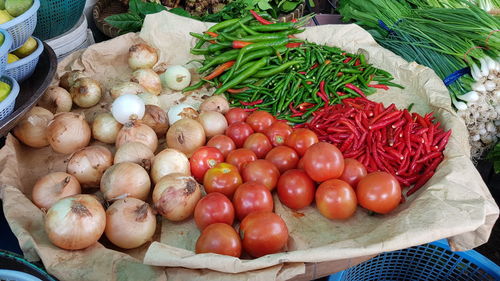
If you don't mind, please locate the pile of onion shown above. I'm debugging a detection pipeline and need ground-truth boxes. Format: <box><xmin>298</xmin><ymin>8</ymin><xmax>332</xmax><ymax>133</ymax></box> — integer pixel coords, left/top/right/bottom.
<box><xmin>32</xmin><ymin>172</ymin><xmax>81</xmax><ymax>210</ymax></box>
<box><xmin>114</xmin><ymin>142</ymin><xmax>154</xmax><ymax>170</ymax></box>
<box><xmin>70</xmin><ymin>78</ymin><xmax>102</xmax><ymax>108</ymax></box>
<box><xmin>66</xmin><ymin>146</ymin><xmax>113</xmax><ymax>188</ymax></box>
<box><xmin>151</xmin><ymin>148</ymin><xmax>191</xmax><ymax>183</ymax></box>
<box><xmin>45</xmin><ymin>194</ymin><xmax>106</xmax><ymax>250</ymax></box>
<box><xmin>166</xmin><ymin>118</ymin><xmax>205</xmax><ymax>156</ymax></box>
<box><xmin>59</xmin><ymin>70</ymin><xmax>86</xmax><ymax>90</ymax></box>
<box><xmin>198</xmin><ymin>111</ymin><xmax>228</xmax><ymax>138</ymax></box>
<box><xmin>199</xmin><ymin>95</ymin><xmax>230</xmax><ymax>114</ymax></box>
<box><xmin>92</xmin><ymin>113</ymin><xmax>122</xmax><ymax>144</ymax></box>
<box><xmin>131</xmin><ymin>69</ymin><xmax>162</xmax><ymax>95</ymax></box>
<box><xmin>38</xmin><ymin>86</ymin><xmax>72</xmax><ymax>113</ymax></box>
<box><xmin>116</xmin><ymin>120</ymin><xmax>158</xmax><ymax>152</ymax></box>
<box><xmin>128</xmin><ymin>43</ymin><xmax>158</xmax><ymax>70</ymax></box>
<box><xmin>47</xmin><ymin>112</ymin><xmax>91</xmax><ymax>154</ymax></box>
<box><xmin>100</xmin><ymin>162</ymin><xmax>151</xmax><ymax>201</ymax></box>
<box><xmin>167</xmin><ymin>104</ymin><xmax>198</xmax><ymax>125</ymax></box>
<box><xmin>111</xmin><ymin>94</ymin><xmax>146</xmax><ymax>124</ymax></box>
<box><xmin>13</xmin><ymin>107</ymin><xmax>54</xmax><ymax>148</ymax></box>
<box><xmin>141</xmin><ymin>105</ymin><xmax>169</xmax><ymax>136</ymax></box>
<box><xmin>110</xmin><ymin>82</ymin><xmax>146</xmax><ymax>100</ymax></box>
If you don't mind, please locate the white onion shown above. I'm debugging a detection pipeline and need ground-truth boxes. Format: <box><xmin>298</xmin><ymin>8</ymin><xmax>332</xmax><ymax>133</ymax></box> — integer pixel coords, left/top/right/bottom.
<box><xmin>114</xmin><ymin>142</ymin><xmax>154</xmax><ymax>170</ymax></box>
<box><xmin>152</xmin><ymin>173</ymin><xmax>201</xmax><ymax>221</ymax></box>
<box><xmin>111</xmin><ymin>94</ymin><xmax>146</xmax><ymax>124</ymax></box>
<box><xmin>472</xmin><ymin>82</ymin><xmax>486</xmax><ymax>93</ymax></box>
<box><xmin>110</xmin><ymin>82</ymin><xmax>147</xmax><ymax>100</ymax></box>
<box><xmin>485</xmin><ymin>80</ymin><xmax>496</xmax><ymax>92</ymax></box>
<box><xmin>151</xmin><ymin>148</ymin><xmax>190</xmax><ymax>184</ymax></box>
<box><xmin>486</xmin><ymin>122</ymin><xmax>496</xmax><ymax>132</ymax></box>
<box><xmin>13</xmin><ymin>107</ymin><xmax>54</xmax><ymax>148</ymax></box>
<box><xmin>458</xmin><ymin>91</ymin><xmax>479</xmax><ymax>103</ymax></box>
<box><xmin>160</xmin><ymin>65</ymin><xmax>191</xmax><ymax>91</ymax></box>
<box><xmin>104</xmin><ymin>198</ymin><xmax>156</xmax><ymax>249</ymax></box>
<box><xmin>70</xmin><ymin>78</ymin><xmax>102</xmax><ymax>108</ymax></box>
<box><xmin>128</xmin><ymin>43</ymin><xmax>158</xmax><ymax>70</ymax></box>
<box><xmin>92</xmin><ymin>113</ymin><xmax>122</xmax><ymax>144</ymax></box>
<box><xmin>137</xmin><ymin>92</ymin><xmax>160</xmax><ymax>106</ymax></box>
<box><xmin>199</xmin><ymin>95</ymin><xmax>230</xmax><ymax>114</ymax></box>
<box><xmin>59</xmin><ymin>71</ymin><xmax>86</xmax><ymax>90</ymax></box>
<box><xmin>167</xmin><ymin>104</ymin><xmax>198</xmax><ymax>125</ymax></box>
<box><xmin>67</xmin><ymin>146</ymin><xmax>113</xmax><ymax>188</ymax></box>
<box><xmin>131</xmin><ymin>69</ymin><xmax>162</xmax><ymax>95</ymax></box>
<box><xmin>45</xmin><ymin>194</ymin><xmax>105</xmax><ymax>250</ymax></box>
<box><xmin>198</xmin><ymin>111</ymin><xmax>228</xmax><ymax>138</ymax></box>
<box><xmin>471</xmin><ymin>134</ymin><xmax>481</xmax><ymax>141</ymax></box>
<box><xmin>166</xmin><ymin>118</ymin><xmax>206</xmax><ymax>157</ymax></box>
<box><xmin>115</xmin><ymin>121</ymin><xmax>158</xmax><ymax>152</ymax></box>
<box><xmin>32</xmin><ymin>172</ymin><xmax>81</xmax><ymax>210</ymax></box>
<box><xmin>47</xmin><ymin>112</ymin><xmax>91</xmax><ymax>154</ymax></box>
<box><xmin>100</xmin><ymin>162</ymin><xmax>151</xmax><ymax>201</ymax></box>
<box><xmin>38</xmin><ymin>86</ymin><xmax>72</xmax><ymax>113</ymax></box>
<box><xmin>141</xmin><ymin>105</ymin><xmax>169</xmax><ymax>136</ymax></box>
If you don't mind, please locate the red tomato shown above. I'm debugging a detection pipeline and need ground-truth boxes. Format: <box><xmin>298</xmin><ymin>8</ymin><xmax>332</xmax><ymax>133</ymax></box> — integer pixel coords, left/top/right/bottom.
<box><xmin>207</xmin><ymin>135</ymin><xmax>236</xmax><ymax>158</ymax></box>
<box><xmin>239</xmin><ymin>212</ymin><xmax>288</xmax><ymax>258</ymax></box>
<box><xmin>232</xmin><ymin>182</ymin><xmax>273</xmax><ymax>221</ymax></box>
<box><xmin>315</xmin><ymin>179</ymin><xmax>357</xmax><ymax>219</ymax></box>
<box><xmin>302</xmin><ymin>142</ymin><xmax>344</xmax><ymax>182</ymax></box>
<box><xmin>285</xmin><ymin>128</ymin><xmax>319</xmax><ymax>156</ymax></box>
<box><xmin>339</xmin><ymin>158</ymin><xmax>367</xmax><ymax>189</ymax></box>
<box><xmin>226</xmin><ymin>148</ymin><xmax>257</xmax><ymax>172</ymax></box>
<box><xmin>242</xmin><ymin>133</ymin><xmax>273</xmax><ymax>159</ymax></box>
<box><xmin>241</xmin><ymin>159</ymin><xmax>280</xmax><ymax>191</ymax></box>
<box><xmin>225</xmin><ymin>122</ymin><xmax>254</xmax><ymax>148</ymax></box>
<box><xmin>204</xmin><ymin>163</ymin><xmax>242</xmax><ymax>198</ymax></box>
<box><xmin>195</xmin><ymin>223</ymin><xmax>242</xmax><ymax>257</ymax></box>
<box><xmin>265</xmin><ymin>146</ymin><xmax>299</xmax><ymax>173</ymax></box>
<box><xmin>194</xmin><ymin>193</ymin><xmax>235</xmax><ymax>230</ymax></box>
<box><xmin>277</xmin><ymin>169</ymin><xmax>315</xmax><ymax>210</ymax></box>
<box><xmin>190</xmin><ymin>146</ymin><xmax>224</xmax><ymax>182</ymax></box>
<box><xmin>264</xmin><ymin>121</ymin><xmax>293</xmax><ymax>146</ymax></box>
<box><xmin>225</xmin><ymin>108</ymin><xmax>249</xmax><ymax>125</ymax></box>
<box><xmin>246</xmin><ymin>111</ymin><xmax>275</xmax><ymax>132</ymax></box>
<box><xmin>356</xmin><ymin>172</ymin><xmax>401</xmax><ymax>214</ymax></box>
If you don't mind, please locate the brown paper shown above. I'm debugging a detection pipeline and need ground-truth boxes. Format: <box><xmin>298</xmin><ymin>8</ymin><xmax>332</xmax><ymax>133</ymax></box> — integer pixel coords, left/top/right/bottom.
<box><xmin>0</xmin><ymin>10</ymin><xmax>498</xmax><ymax>281</ymax></box>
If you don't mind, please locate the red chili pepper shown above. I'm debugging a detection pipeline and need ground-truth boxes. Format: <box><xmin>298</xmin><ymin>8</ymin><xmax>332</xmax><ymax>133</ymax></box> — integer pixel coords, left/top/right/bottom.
<box><xmin>354</xmin><ymin>58</ymin><xmax>361</xmax><ymax>66</ymax></box>
<box><xmin>310</xmin><ymin>63</ymin><xmax>319</xmax><ymax>70</ymax></box>
<box><xmin>250</xmin><ymin>10</ymin><xmax>272</xmax><ymax>25</ymax></box>
<box><xmin>291</xmin><ymin>18</ymin><xmax>298</xmax><ymax>23</ymax></box>
<box><xmin>294</xmin><ymin>123</ymin><xmax>306</xmax><ymax>129</ymax></box>
<box><xmin>233</xmin><ymin>41</ymin><xmax>253</xmax><ymax>49</ymax></box>
<box><xmin>437</xmin><ymin>130</ymin><xmax>451</xmax><ymax>151</ymax></box>
<box><xmin>227</xmin><ymin>87</ymin><xmax>249</xmax><ymax>94</ymax></box>
<box><xmin>243</xmin><ymin>107</ymin><xmax>258</xmax><ymax>112</ymax></box>
<box><xmin>367</xmin><ymin>84</ymin><xmax>390</xmax><ymax>90</ymax></box>
<box><xmin>286</xmin><ymin>42</ymin><xmax>303</xmax><ymax>48</ymax></box>
<box><xmin>203</xmin><ymin>60</ymin><xmax>235</xmax><ymax>80</ymax></box>
<box><xmin>406</xmin><ymin>171</ymin><xmax>435</xmax><ymax>196</ymax></box>
<box><xmin>343</xmin><ymin>57</ymin><xmax>352</xmax><ymax>63</ymax></box>
<box><xmin>298</xmin><ymin>71</ymin><xmax>307</xmax><ymax>75</ymax></box>
<box><xmin>288</xmin><ymin>102</ymin><xmax>301</xmax><ymax>114</ymax></box>
<box><xmin>291</xmin><ymin>112</ymin><xmax>304</xmax><ymax>117</ymax></box>
<box><xmin>298</xmin><ymin>102</ymin><xmax>314</xmax><ymax>111</ymax></box>
<box><xmin>317</xmin><ymin>91</ymin><xmax>329</xmax><ymax>103</ymax></box>
<box><xmin>345</xmin><ymin>83</ymin><xmax>367</xmax><ymax>98</ymax></box>
<box><xmin>337</xmin><ymin>72</ymin><xmax>344</xmax><ymax>77</ymax></box>
<box><xmin>240</xmin><ymin>99</ymin><xmax>263</xmax><ymax>106</ymax></box>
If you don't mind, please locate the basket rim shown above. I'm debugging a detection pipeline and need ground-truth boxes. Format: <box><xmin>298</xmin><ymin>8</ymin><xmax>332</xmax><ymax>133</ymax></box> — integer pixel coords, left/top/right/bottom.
<box><xmin>45</xmin><ymin>15</ymin><xmax>87</xmax><ymax>45</ymax></box>
<box><xmin>0</xmin><ymin>75</ymin><xmax>20</xmax><ymax>110</ymax></box>
<box><xmin>0</xmin><ymin>269</ymin><xmax>43</xmax><ymax>281</ymax></box>
<box><xmin>0</xmin><ymin>0</ymin><xmax>40</xmax><ymax>29</ymax></box>
<box><xmin>5</xmin><ymin>37</ymin><xmax>43</xmax><ymax>69</ymax></box>
<box><xmin>0</xmin><ymin>29</ymin><xmax>13</xmax><ymax>56</ymax></box>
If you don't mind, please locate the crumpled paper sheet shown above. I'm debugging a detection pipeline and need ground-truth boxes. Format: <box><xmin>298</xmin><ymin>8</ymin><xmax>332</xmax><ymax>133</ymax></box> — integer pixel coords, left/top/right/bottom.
<box><xmin>0</xmin><ymin>10</ymin><xmax>498</xmax><ymax>281</ymax></box>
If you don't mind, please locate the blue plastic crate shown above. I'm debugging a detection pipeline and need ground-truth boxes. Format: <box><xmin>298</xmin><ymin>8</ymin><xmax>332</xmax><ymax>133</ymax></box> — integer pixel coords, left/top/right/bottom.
<box><xmin>329</xmin><ymin>240</ymin><xmax>500</xmax><ymax>281</ymax></box>
<box><xmin>5</xmin><ymin>37</ymin><xmax>44</xmax><ymax>82</ymax></box>
<box><xmin>0</xmin><ymin>29</ymin><xmax>13</xmax><ymax>76</ymax></box>
<box><xmin>0</xmin><ymin>0</ymin><xmax>40</xmax><ymax>51</ymax></box>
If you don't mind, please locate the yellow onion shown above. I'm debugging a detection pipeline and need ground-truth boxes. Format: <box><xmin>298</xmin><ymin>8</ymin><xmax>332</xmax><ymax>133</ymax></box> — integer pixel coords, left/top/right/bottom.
<box><xmin>13</xmin><ymin>107</ymin><xmax>54</xmax><ymax>148</ymax></box>
<box><xmin>47</xmin><ymin>112</ymin><xmax>91</xmax><ymax>154</ymax></box>
<box><xmin>70</xmin><ymin>78</ymin><xmax>102</xmax><ymax>108</ymax></box>
<box><xmin>32</xmin><ymin>172</ymin><xmax>81</xmax><ymax>210</ymax></box>
<box><xmin>45</xmin><ymin>194</ymin><xmax>106</xmax><ymax>250</ymax></box>
<box><xmin>114</xmin><ymin>142</ymin><xmax>154</xmax><ymax>170</ymax></box>
<box><xmin>115</xmin><ymin>120</ymin><xmax>158</xmax><ymax>152</ymax></box>
<box><xmin>38</xmin><ymin>86</ymin><xmax>72</xmax><ymax>113</ymax></box>
<box><xmin>166</xmin><ymin>118</ymin><xmax>205</xmax><ymax>157</ymax></box>
<box><xmin>100</xmin><ymin>162</ymin><xmax>151</xmax><ymax>201</ymax></box>
<box><xmin>104</xmin><ymin>198</ymin><xmax>156</xmax><ymax>249</ymax></box>
<box><xmin>199</xmin><ymin>95</ymin><xmax>230</xmax><ymax>114</ymax></box>
<box><xmin>110</xmin><ymin>82</ymin><xmax>146</xmax><ymax>100</ymax></box>
<box><xmin>59</xmin><ymin>70</ymin><xmax>86</xmax><ymax>90</ymax></box>
<box><xmin>142</xmin><ymin>105</ymin><xmax>169</xmax><ymax>136</ymax></box>
<box><xmin>128</xmin><ymin>43</ymin><xmax>158</xmax><ymax>70</ymax></box>
<box><xmin>151</xmin><ymin>148</ymin><xmax>190</xmax><ymax>184</ymax></box>
<box><xmin>198</xmin><ymin>111</ymin><xmax>228</xmax><ymax>138</ymax></box>
<box><xmin>131</xmin><ymin>69</ymin><xmax>162</xmax><ymax>95</ymax></box>
<box><xmin>92</xmin><ymin>113</ymin><xmax>122</xmax><ymax>144</ymax></box>
<box><xmin>66</xmin><ymin>146</ymin><xmax>113</xmax><ymax>188</ymax></box>
<box><xmin>152</xmin><ymin>173</ymin><xmax>201</xmax><ymax>221</ymax></box>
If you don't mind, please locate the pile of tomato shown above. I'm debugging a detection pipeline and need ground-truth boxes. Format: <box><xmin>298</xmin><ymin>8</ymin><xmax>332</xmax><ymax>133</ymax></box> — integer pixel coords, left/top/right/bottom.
<box><xmin>190</xmin><ymin>108</ymin><xmax>403</xmax><ymax>258</ymax></box>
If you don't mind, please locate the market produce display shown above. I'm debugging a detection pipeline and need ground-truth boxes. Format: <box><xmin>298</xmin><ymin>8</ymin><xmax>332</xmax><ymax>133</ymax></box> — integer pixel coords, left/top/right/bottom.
<box><xmin>0</xmin><ymin>0</ymin><xmax>33</xmax><ymax>23</ymax></box>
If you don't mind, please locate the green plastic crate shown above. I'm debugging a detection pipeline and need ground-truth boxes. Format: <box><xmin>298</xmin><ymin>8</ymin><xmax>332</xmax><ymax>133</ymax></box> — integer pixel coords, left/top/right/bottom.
<box><xmin>33</xmin><ymin>0</ymin><xmax>86</xmax><ymax>40</ymax></box>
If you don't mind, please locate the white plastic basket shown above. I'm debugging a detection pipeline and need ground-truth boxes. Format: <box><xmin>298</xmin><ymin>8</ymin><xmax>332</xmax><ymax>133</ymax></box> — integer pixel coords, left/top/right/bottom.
<box><xmin>0</xmin><ymin>29</ymin><xmax>13</xmax><ymax>76</ymax></box>
<box><xmin>0</xmin><ymin>269</ymin><xmax>42</xmax><ymax>281</ymax></box>
<box><xmin>0</xmin><ymin>0</ymin><xmax>40</xmax><ymax>51</ymax></box>
<box><xmin>5</xmin><ymin>37</ymin><xmax>44</xmax><ymax>82</ymax></box>
<box><xmin>45</xmin><ymin>15</ymin><xmax>89</xmax><ymax>59</ymax></box>
<box><xmin>0</xmin><ymin>75</ymin><xmax>20</xmax><ymax>120</ymax></box>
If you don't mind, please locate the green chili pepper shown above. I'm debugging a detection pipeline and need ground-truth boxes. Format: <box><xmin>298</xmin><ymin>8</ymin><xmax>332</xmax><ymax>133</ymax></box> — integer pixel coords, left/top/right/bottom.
<box><xmin>253</xmin><ymin>60</ymin><xmax>302</xmax><ymax>78</ymax></box>
<box><xmin>214</xmin><ymin>57</ymin><xmax>268</xmax><ymax>94</ymax></box>
<box><xmin>198</xmin><ymin>49</ymin><xmax>240</xmax><ymax>73</ymax></box>
<box><xmin>208</xmin><ymin>18</ymin><xmax>240</xmax><ymax>32</ymax></box>
<box><xmin>182</xmin><ymin>80</ymin><xmax>205</xmax><ymax>93</ymax></box>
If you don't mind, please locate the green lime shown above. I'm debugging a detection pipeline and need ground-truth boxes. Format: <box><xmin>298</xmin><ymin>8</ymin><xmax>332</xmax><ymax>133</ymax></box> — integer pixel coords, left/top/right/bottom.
<box><xmin>0</xmin><ymin>81</ymin><xmax>11</xmax><ymax>102</ymax></box>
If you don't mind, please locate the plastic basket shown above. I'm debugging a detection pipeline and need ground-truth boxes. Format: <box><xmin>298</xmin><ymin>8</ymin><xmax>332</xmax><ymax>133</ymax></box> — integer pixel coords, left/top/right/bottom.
<box><xmin>33</xmin><ymin>0</ymin><xmax>86</xmax><ymax>40</ymax></box>
<box><xmin>0</xmin><ymin>270</ymin><xmax>42</xmax><ymax>281</ymax></box>
<box><xmin>45</xmin><ymin>15</ymin><xmax>87</xmax><ymax>55</ymax></box>
<box><xmin>329</xmin><ymin>239</ymin><xmax>500</xmax><ymax>281</ymax></box>
<box><xmin>0</xmin><ymin>29</ymin><xmax>13</xmax><ymax>76</ymax></box>
<box><xmin>0</xmin><ymin>0</ymin><xmax>40</xmax><ymax>51</ymax></box>
<box><xmin>0</xmin><ymin>75</ymin><xmax>20</xmax><ymax>120</ymax></box>
<box><xmin>5</xmin><ymin>37</ymin><xmax>43</xmax><ymax>82</ymax></box>
<box><xmin>0</xmin><ymin>250</ymin><xmax>57</xmax><ymax>281</ymax></box>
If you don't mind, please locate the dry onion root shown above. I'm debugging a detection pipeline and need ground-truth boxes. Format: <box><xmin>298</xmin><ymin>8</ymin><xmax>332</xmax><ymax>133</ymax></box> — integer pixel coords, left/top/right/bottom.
<box><xmin>141</xmin><ymin>105</ymin><xmax>169</xmax><ymax>136</ymax></box>
<box><xmin>70</xmin><ymin>78</ymin><xmax>102</xmax><ymax>108</ymax></box>
<box><xmin>110</xmin><ymin>82</ymin><xmax>147</xmax><ymax>100</ymax></box>
<box><xmin>104</xmin><ymin>198</ymin><xmax>156</xmax><ymax>249</ymax></box>
<box><xmin>59</xmin><ymin>70</ymin><xmax>86</xmax><ymax>90</ymax></box>
<box><xmin>128</xmin><ymin>43</ymin><xmax>158</xmax><ymax>70</ymax></box>
<box><xmin>151</xmin><ymin>148</ymin><xmax>191</xmax><ymax>184</ymax></box>
<box><xmin>114</xmin><ymin>142</ymin><xmax>154</xmax><ymax>170</ymax></box>
<box><xmin>199</xmin><ymin>95</ymin><xmax>230</xmax><ymax>114</ymax></box>
<box><xmin>166</xmin><ymin>118</ymin><xmax>206</xmax><ymax>157</ymax></box>
<box><xmin>131</xmin><ymin>69</ymin><xmax>162</xmax><ymax>95</ymax></box>
<box><xmin>92</xmin><ymin>113</ymin><xmax>122</xmax><ymax>144</ymax></box>
<box><xmin>47</xmin><ymin>112</ymin><xmax>91</xmax><ymax>154</ymax></box>
<box><xmin>13</xmin><ymin>107</ymin><xmax>54</xmax><ymax>148</ymax></box>
<box><xmin>115</xmin><ymin>120</ymin><xmax>158</xmax><ymax>152</ymax></box>
<box><xmin>66</xmin><ymin>146</ymin><xmax>113</xmax><ymax>188</ymax></box>
<box><xmin>38</xmin><ymin>86</ymin><xmax>72</xmax><ymax>113</ymax></box>
<box><xmin>32</xmin><ymin>172</ymin><xmax>81</xmax><ymax>210</ymax></box>
<box><xmin>45</xmin><ymin>194</ymin><xmax>106</xmax><ymax>250</ymax></box>
<box><xmin>100</xmin><ymin>162</ymin><xmax>151</xmax><ymax>201</ymax></box>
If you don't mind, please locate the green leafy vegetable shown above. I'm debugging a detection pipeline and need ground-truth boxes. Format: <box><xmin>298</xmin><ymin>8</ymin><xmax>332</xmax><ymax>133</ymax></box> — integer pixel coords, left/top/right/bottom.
<box><xmin>487</xmin><ymin>143</ymin><xmax>500</xmax><ymax>174</ymax></box>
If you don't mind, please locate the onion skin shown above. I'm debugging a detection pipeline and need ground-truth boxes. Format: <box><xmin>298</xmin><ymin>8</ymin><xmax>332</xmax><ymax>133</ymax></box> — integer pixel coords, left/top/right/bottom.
<box><xmin>38</xmin><ymin>86</ymin><xmax>72</xmax><ymax>113</ymax></box>
<box><xmin>142</xmin><ymin>105</ymin><xmax>169</xmax><ymax>136</ymax></box>
<box><xmin>166</xmin><ymin>118</ymin><xmax>206</xmax><ymax>157</ymax></box>
<box><xmin>198</xmin><ymin>111</ymin><xmax>228</xmax><ymax>138</ymax></box>
<box><xmin>105</xmin><ymin>198</ymin><xmax>156</xmax><ymax>249</ymax></box>
<box><xmin>128</xmin><ymin>44</ymin><xmax>158</xmax><ymax>70</ymax></box>
<box><xmin>167</xmin><ymin>104</ymin><xmax>198</xmax><ymax>126</ymax></box>
<box><xmin>32</xmin><ymin>172</ymin><xmax>81</xmax><ymax>210</ymax></box>
<box><xmin>199</xmin><ymin>96</ymin><xmax>230</xmax><ymax>114</ymax></box>
<box><xmin>131</xmin><ymin>69</ymin><xmax>162</xmax><ymax>95</ymax></box>
<box><xmin>152</xmin><ymin>173</ymin><xmax>201</xmax><ymax>221</ymax></box>
<box><xmin>70</xmin><ymin>78</ymin><xmax>102</xmax><ymax>108</ymax></box>
<box><xmin>45</xmin><ymin>194</ymin><xmax>106</xmax><ymax>250</ymax></box>
<box><xmin>151</xmin><ymin>148</ymin><xmax>190</xmax><ymax>184</ymax></box>
<box><xmin>114</xmin><ymin>142</ymin><xmax>154</xmax><ymax>170</ymax></box>
<box><xmin>67</xmin><ymin>146</ymin><xmax>113</xmax><ymax>188</ymax></box>
<box><xmin>92</xmin><ymin>113</ymin><xmax>122</xmax><ymax>144</ymax></box>
<box><xmin>47</xmin><ymin>112</ymin><xmax>91</xmax><ymax>154</ymax></box>
<box><xmin>59</xmin><ymin>71</ymin><xmax>85</xmax><ymax>90</ymax></box>
<box><xmin>115</xmin><ymin>121</ymin><xmax>158</xmax><ymax>152</ymax></box>
<box><xmin>110</xmin><ymin>82</ymin><xmax>146</xmax><ymax>100</ymax></box>
<box><xmin>100</xmin><ymin>162</ymin><xmax>151</xmax><ymax>201</ymax></box>
<box><xmin>137</xmin><ymin>93</ymin><xmax>160</xmax><ymax>106</ymax></box>
<box><xmin>13</xmin><ymin>107</ymin><xmax>54</xmax><ymax>148</ymax></box>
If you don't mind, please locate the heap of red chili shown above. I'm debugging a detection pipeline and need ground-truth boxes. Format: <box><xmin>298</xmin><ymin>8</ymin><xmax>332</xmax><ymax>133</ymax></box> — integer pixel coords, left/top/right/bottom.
<box><xmin>305</xmin><ymin>98</ymin><xmax>451</xmax><ymax>196</ymax></box>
